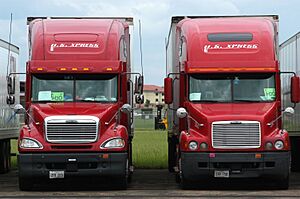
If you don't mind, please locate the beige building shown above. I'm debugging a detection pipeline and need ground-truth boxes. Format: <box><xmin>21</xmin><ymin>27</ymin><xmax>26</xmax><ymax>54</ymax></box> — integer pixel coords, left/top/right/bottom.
<box><xmin>143</xmin><ymin>85</ymin><xmax>164</xmax><ymax>107</ymax></box>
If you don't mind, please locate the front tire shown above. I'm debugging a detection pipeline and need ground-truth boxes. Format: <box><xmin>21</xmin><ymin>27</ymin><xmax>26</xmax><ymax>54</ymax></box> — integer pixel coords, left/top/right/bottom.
<box><xmin>114</xmin><ymin>158</ymin><xmax>129</xmax><ymax>190</ymax></box>
<box><xmin>19</xmin><ymin>176</ymin><xmax>33</xmax><ymax>191</ymax></box>
<box><xmin>0</xmin><ymin>140</ymin><xmax>11</xmax><ymax>174</ymax></box>
<box><xmin>274</xmin><ymin>175</ymin><xmax>289</xmax><ymax>190</ymax></box>
<box><xmin>168</xmin><ymin>136</ymin><xmax>177</xmax><ymax>172</ymax></box>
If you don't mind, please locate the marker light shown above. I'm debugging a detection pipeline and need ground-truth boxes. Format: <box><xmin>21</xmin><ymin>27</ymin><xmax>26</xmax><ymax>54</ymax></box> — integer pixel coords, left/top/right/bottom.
<box><xmin>71</xmin><ymin>68</ymin><xmax>78</xmax><ymax>71</ymax></box>
<box><xmin>106</xmin><ymin>67</ymin><xmax>113</xmax><ymax>71</ymax></box>
<box><xmin>37</xmin><ymin>67</ymin><xmax>43</xmax><ymax>71</ymax></box>
<box><xmin>200</xmin><ymin>142</ymin><xmax>208</xmax><ymax>150</ymax></box>
<box><xmin>59</xmin><ymin>68</ymin><xmax>67</xmax><ymax>71</ymax></box>
<box><xmin>265</xmin><ymin>142</ymin><xmax>273</xmax><ymax>150</ymax></box>
<box><xmin>83</xmin><ymin>68</ymin><xmax>90</xmax><ymax>71</ymax></box>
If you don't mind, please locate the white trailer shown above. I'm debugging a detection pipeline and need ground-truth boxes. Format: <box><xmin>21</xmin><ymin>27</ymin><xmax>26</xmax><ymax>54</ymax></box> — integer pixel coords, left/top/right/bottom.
<box><xmin>280</xmin><ymin>32</ymin><xmax>300</xmax><ymax>171</ymax></box>
<box><xmin>0</xmin><ymin>39</ymin><xmax>19</xmax><ymax>173</ymax></box>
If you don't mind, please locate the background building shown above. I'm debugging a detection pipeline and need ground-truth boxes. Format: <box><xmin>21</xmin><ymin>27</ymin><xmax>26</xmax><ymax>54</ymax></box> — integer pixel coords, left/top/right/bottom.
<box><xmin>143</xmin><ymin>85</ymin><xmax>164</xmax><ymax>107</ymax></box>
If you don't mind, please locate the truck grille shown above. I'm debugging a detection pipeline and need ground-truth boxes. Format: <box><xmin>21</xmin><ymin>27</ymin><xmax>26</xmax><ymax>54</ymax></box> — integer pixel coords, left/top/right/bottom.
<box><xmin>45</xmin><ymin>116</ymin><xmax>99</xmax><ymax>143</ymax></box>
<box><xmin>212</xmin><ymin>121</ymin><xmax>261</xmax><ymax>149</ymax></box>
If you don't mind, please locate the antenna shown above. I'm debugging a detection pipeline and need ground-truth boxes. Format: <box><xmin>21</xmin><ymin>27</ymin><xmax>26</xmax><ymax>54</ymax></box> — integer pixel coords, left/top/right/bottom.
<box><xmin>6</xmin><ymin>13</ymin><xmax>13</xmax><ymax>77</ymax></box>
<box><xmin>138</xmin><ymin>19</ymin><xmax>144</xmax><ymax>75</ymax></box>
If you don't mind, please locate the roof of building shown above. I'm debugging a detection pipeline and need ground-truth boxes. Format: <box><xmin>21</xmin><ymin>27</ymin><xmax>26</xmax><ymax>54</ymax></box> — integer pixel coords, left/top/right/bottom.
<box><xmin>144</xmin><ymin>85</ymin><xmax>164</xmax><ymax>93</ymax></box>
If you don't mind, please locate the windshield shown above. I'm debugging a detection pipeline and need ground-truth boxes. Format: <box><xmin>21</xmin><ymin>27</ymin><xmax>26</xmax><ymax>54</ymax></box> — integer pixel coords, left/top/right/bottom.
<box><xmin>189</xmin><ymin>73</ymin><xmax>276</xmax><ymax>102</ymax></box>
<box><xmin>32</xmin><ymin>74</ymin><xmax>118</xmax><ymax>103</ymax></box>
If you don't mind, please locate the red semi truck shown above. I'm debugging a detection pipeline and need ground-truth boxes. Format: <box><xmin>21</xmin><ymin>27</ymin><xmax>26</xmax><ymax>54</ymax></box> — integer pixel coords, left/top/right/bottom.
<box><xmin>7</xmin><ymin>17</ymin><xmax>144</xmax><ymax>190</ymax></box>
<box><xmin>164</xmin><ymin>16</ymin><xmax>300</xmax><ymax>189</ymax></box>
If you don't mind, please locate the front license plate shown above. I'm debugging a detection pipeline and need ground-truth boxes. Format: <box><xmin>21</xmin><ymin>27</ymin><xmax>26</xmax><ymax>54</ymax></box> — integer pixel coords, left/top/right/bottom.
<box><xmin>49</xmin><ymin>171</ymin><xmax>65</xmax><ymax>179</ymax></box>
<box><xmin>214</xmin><ymin>170</ymin><xmax>230</xmax><ymax>178</ymax></box>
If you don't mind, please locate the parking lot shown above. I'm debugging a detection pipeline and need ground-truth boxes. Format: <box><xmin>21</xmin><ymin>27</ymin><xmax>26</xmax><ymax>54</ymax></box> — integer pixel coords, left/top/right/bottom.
<box><xmin>1</xmin><ymin>169</ymin><xmax>300</xmax><ymax>198</ymax></box>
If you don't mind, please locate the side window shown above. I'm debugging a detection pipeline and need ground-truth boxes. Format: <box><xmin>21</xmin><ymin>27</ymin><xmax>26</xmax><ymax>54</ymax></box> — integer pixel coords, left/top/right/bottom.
<box><xmin>179</xmin><ymin>38</ymin><xmax>187</xmax><ymax>63</ymax></box>
<box><xmin>119</xmin><ymin>38</ymin><xmax>127</xmax><ymax>62</ymax></box>
<box><xmin>10</xmin><ymin>55</ymin><xmax>16</xmax><ymax>73</ymax></box>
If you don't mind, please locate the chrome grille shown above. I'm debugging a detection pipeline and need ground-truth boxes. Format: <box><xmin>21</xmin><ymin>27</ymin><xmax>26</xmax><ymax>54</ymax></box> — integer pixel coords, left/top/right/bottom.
<box><xmin>45</xmin><ymin>116</ymin><xmax>99</xmax><ymax>143</ymax></box>
<box><xmin>212</xmin><ymin>121</ymin><xmax>261</xmax><ymax>149</ymax></box>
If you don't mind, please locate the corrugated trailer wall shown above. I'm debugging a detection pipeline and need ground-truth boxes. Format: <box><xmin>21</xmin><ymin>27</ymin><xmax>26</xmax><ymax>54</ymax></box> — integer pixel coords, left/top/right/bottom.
<box><xmin>0</xmin><ymin>39</ymin><xmax>19</xmax><ymax>140</ymax></box>
<box><xmin>280</xmin><ymin>32</ymin><xmax>300</xmax><ymax>136</ymax></box>
<box><xmin>280</xmin><ymin>32</ymin><xmax>300</xmax><ymax>171</ymax></box>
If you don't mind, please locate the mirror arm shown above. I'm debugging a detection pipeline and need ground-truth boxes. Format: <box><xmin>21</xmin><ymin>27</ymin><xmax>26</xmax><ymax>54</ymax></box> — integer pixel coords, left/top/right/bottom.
<box><xmin>267</xmin><ymin>114</ymin><xmax>283</xmax><ymax>127</ymax></box>
<box><xmin>121</xmin><ymin>72</ymin><xmax>142</xmax><ymax>77</ymax></box>
<box><xmin>105</xmin><ymin>111</ymin><xmax>119</xmax><ymax>126</ymax></box>
<box><xmin>279</xmin><ymin>71</ymin><xmax>297</xmax><ymax>76</ymax></box>
<box><xmin>7</xmin><ymin>72</ymin><xmax>26</xmax><ymax>78</ymax></box>
<box><xmin>167</xmin><ymin>72</ymin><xmax>180</xmax><ymax>78</ymax></box>
<box><xmin>188</xmin><ymin>115</ymin><xmax>204</xmax><ymax>127</ymax></box>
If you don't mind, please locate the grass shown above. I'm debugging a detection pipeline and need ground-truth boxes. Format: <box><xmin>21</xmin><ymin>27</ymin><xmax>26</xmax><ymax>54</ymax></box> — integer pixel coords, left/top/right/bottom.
<box><xmin>134</xmin><ymin>117</ymin><xmax>154</xmax><ymax>129</ymax></box>
<box><xmin>132</xmin><ymin>130</ymin><xmax>167</xmax><ymax>169</ymax></box>
<box><xmin>11</xmin><ymin>139</ymin><xmax>18</xmax><ymax>169</ymax></box>
<box><xmin>10</xmin><ymin>128</ymin><xmax>168</xmax><ymax>170</ymax></box>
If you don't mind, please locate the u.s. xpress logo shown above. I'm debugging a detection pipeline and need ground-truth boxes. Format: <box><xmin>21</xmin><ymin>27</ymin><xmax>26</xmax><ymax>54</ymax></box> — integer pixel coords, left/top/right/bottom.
<box><xmin>204</xmin><ymin>44</ymin><xmax>258</xmax><ymax>53</ymax></box>
<box><xmin>50</xmin><ymin>43</ymin><xmax>100</xmax><ymax>52</ymax></box>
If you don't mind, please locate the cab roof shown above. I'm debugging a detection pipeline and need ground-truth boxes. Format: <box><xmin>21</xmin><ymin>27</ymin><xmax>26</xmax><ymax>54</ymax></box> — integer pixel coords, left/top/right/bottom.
<box><xmin>29</xmin><ymin>18</ymin><xmax>132</xmax><ymax>61</ymax></box>
<box><xmin>176</xmin><ymin>16</ymin><xmax>278</xmax><ymax>72</ymax></box>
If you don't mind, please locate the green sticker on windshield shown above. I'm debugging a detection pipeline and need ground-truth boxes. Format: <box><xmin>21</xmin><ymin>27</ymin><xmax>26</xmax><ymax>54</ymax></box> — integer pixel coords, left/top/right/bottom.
<box><xmin>51</xmin><ymin>92</ymin><xmax>64</xmax><ymax>101</ymax></box>
<box><xmin>264</xmin><ymin>88</ymin><xmax>275</xmax><ymax>99</ymax></box>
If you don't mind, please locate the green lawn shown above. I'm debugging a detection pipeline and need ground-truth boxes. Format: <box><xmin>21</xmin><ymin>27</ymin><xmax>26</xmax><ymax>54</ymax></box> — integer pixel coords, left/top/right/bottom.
<box><xmin>132</xmin><ymin>130</ymin><xmax>167</xmax><ymax>169</ymax></box>
<box><xmin>10</xmin><ymin>129</ymin><xmax>168</xmax><ymax>170</ymax></box>
<box><xmin>11</xmin><ymin>139</ymin><xmax>18</xmax><ymax>169</ymax></box>
<box><xmin>134</xmin><ymin>117</ymin><xmax>154</xmax><ymax>129</ymax></box>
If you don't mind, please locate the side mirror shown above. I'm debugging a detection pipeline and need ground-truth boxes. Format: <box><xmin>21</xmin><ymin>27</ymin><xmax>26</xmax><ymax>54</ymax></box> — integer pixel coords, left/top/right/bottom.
<box><xmin>121</xmin><ymin>104</ymin><xmax>132</xmax><ymax>114</ymax></box>
<box><xmin>6</xmin><ymin>95</ymin><xmax>15</xmax><ymax>105</ymax></box>
<box><xmin>176</xmin><ymin>107</ymin><xmax>187</xmax><ymax>119</ymax></box>
<box><xmin>13</xmin><ymin>104</ymin><xmax>25</xmax><ymax>114</ymax></box>
<box><xmin>291</xmin><ymin>76</ymin><xmax>300</xmax><ymax>103</ymax></box>
<box><xmin>134</xmin><ymin>76</ymin><xmax>144</xmax><ymax>94</ymax></box>
<box><xmin>135</xmin><ymin>94</ymin><xmax>144</xmax><ymax>104</ymax></box>
<box><xmin>284</xmin><ymin>107</ymin><xmax>295</xmax><ymax>116</ymax></box>
<box><xmin>164</xmin><ymin>77</ymin><xmax>173</xmax><ymax>104</ymax></box>
<box><xmin>7</xmin><ymin>76</ymin><xmax>15</xmax><ymax>95</ymax></box>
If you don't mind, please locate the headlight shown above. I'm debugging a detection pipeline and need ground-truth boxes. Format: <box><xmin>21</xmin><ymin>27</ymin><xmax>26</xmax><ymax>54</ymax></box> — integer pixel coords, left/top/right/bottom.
<box><xmin>20</xmin><ymin>138</ymin><xmax>43</xmax><ymax>149</ymax></box>
<box><xmin>188</xmin><ymin>141</ymin><xmax>198</xmax><ymax>151</ymax></box>
<box><xmin>101</xmin><ymin>138</ymin><xmax>125</xmax><ymax>149</ymax></box>
<box><xmin>274</xmin><ymin>140</ymin><xmax>284</xmax><ymax>150</ymax></box>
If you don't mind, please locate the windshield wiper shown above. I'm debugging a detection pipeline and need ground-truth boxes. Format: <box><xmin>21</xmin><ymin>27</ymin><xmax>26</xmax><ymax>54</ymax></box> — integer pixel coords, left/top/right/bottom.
<box><xmin>234</xmin><ymin>99</ymin><xmax>263</xmax><ymax>102</ymax></box>
<box><xmin>32</xmin><ymin>100</ymin><xmax>55</xmax><ymax>103</ymax></box>
<box><xmin>192</xmin><ymin>100</ymin><xmax>226</xmax><ymax>103</ymax></box>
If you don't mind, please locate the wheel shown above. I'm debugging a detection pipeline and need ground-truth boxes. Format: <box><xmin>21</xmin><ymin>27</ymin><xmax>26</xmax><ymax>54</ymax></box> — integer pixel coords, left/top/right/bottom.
<box><xmin>113</xmin><ymin>159</ymin><xmax>129</xmax><ymax>190</ymax></box>
<box><xmin>180</xmin><ymin>175</ymin><xmax>193</xmax><ymax>190</ymax></box>
<box><xmin>19</xmin><ymin>176</ymin><xmax>34</xmax><ymax>191</ymax></box>
<box><xmin>0</xmin><ymin>140</ymin><xmax>10</xmax><ymax>174</ymax></box>
<box><xmin>168</xmin><ymin>136</ymin><xmax>177</xmax><ymax>172</ymax></box>
<box><xmin>274</xmin><ymin>175</ymin><xmax>289</xmax><ymax>190</ymax></box>
<box><xmin>175</xmin><ymin>172</ymin><xmax>181</xmax><ymax>183</ymax></box>
<box><xmin>5</xmin><ymin>140</ymin><xmax>11</xmax><ymax>172</ymax></box>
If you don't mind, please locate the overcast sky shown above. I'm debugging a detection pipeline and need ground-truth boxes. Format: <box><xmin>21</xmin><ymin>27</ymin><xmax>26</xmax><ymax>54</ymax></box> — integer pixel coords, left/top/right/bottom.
<box><xmin>0</xmin><ymin>0</ymin><xmax>299</xmax><ymax>85</ymax></box>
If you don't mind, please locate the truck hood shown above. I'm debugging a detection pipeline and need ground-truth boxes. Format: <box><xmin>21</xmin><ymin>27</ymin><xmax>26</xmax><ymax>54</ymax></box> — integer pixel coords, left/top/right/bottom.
<box><xmin>187</xmin><ymin>102</ymin><xmax>278</xmax><ymax>122</ymax></box>
<box><xmin>30</xmin><ymin>102</ymin><xmax>118</xmax><ymax>120</ymax></box>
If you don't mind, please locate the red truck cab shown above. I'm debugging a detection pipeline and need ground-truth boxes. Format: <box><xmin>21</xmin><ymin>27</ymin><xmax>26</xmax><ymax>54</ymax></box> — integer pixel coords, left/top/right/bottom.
<box><xmin>164</xmin><ymin>16</ymin><xmax>300</xmax><ymax>189</ymax></box>
<box><xmin>16</xmin><ymin>17</ymin><xmax>143</xmax><ymax>190</ymax></box>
